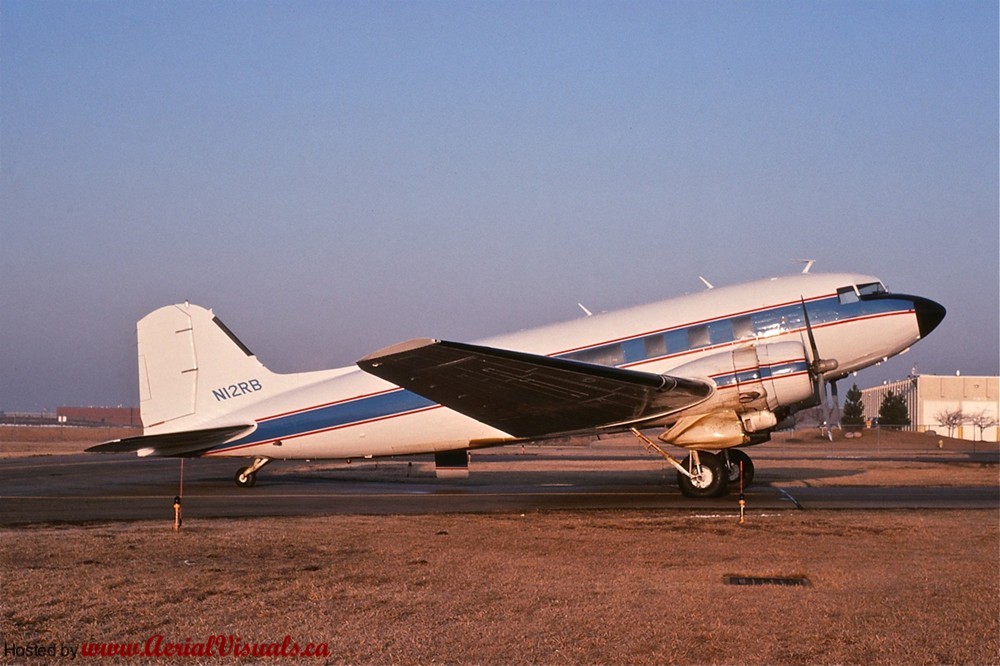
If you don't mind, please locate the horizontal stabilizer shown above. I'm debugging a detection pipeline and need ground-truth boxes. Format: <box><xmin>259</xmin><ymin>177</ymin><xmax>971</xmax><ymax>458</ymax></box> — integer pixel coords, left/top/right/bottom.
<box><xmin>86</xmin><ymin>423</ymin><xmax>255</xmax><ymax>457</ymax></box>
<box><xmin>357</xmin><ymin>339</ymin><xmax>712</xmax><ymax>438</ymax></box>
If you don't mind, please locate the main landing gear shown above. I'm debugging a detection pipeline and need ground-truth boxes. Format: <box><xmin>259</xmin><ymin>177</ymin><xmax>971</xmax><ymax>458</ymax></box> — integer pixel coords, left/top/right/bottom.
<box><xmin>629</xmin><ymin>428</ymin><xmax>755</xmax><ymax>498</ymax></box>
<box><xmin>234</xmin><ymin>457</ymin><xmax>271</xmax><ymax>487</ymax></box>
<box><xmin>677</xmin><ymin>451</ymin><xmax>727</xmax><ymax>498</ymax></box>
<box><xmin>680</xmin><ymin>449</ymin><xmax>755</xmax><ymax>497</ymax></box>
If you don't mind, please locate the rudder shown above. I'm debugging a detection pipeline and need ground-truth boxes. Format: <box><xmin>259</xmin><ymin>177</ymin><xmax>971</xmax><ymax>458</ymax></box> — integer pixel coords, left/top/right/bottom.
<box><xmin>137</xmin><ymin>303</ymin><xmax>273</xmax><ymax>432</ymax></box>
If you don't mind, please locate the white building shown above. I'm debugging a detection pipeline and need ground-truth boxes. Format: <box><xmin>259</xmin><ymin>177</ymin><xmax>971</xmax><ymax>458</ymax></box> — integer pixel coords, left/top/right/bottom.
<box><xmin>859</xmin><ymin>375</ymin><xmax>999</xmax><ymax>442</ymax></box>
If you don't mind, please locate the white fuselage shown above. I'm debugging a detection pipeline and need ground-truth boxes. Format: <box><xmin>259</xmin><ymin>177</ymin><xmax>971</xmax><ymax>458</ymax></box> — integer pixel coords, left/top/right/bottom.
<box><xmin>191</xmin><ymin>272</ymin><xmax>932</xmax><ymax>460</ymax></box>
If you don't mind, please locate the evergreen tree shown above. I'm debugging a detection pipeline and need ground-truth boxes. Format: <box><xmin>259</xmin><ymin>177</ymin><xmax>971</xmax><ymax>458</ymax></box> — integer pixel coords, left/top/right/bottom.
<box><xmin>878</xmin><ymin>390</ymin><xmax>911</xmax><ymax>429</ymax></box>
<box><xmin>841</xmin><ymin>383</ymin><xmax>865</xmax><ymax>429</ymax></box>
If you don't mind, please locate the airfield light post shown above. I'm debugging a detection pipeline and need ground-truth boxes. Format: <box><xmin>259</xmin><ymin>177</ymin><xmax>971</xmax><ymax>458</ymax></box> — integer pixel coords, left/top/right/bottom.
<box><xmin>738</xmin><ymin>461</ymin><xmax>746</xmax><ymax>525</ymax></box>
<box><xmin>173</xmin><ymin>496</ymin><xmax>182</xmax><ymax>531</ymax></box>
<box><xmin>173</xmin><ymin>459</ymin><xmax>184</xmax><ymax>530</ymax></box>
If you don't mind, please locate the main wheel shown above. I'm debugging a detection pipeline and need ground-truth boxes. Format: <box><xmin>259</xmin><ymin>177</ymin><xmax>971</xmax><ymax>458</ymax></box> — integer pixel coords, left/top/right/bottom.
<box><xmin>677</xmin><ymin>452</ymin><xmax>728</xmax><ymax>498</ymax></box>
<box><xmin>234</xmin><ymin>467</ymin><xmax>257</xmax><ymax>488</ymax></box>
<box><xmin>724</xmin><ymin>449</ymin><xmax>755</xmax><ymax>486</ymax></box>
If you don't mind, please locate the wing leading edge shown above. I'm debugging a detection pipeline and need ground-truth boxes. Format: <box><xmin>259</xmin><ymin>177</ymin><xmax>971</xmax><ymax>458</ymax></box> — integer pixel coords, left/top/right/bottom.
<box><xmin>357</xmin><ymin>339</ymin><xmax>713</xmax><ymax>438</ymax></box>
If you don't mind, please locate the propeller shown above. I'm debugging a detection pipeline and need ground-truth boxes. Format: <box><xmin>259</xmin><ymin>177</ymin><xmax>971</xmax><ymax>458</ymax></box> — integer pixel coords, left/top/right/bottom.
<box><xmin>800</xmin><ymin>298</ymin><xmax>839</xmax><ymax>439</ymax></box>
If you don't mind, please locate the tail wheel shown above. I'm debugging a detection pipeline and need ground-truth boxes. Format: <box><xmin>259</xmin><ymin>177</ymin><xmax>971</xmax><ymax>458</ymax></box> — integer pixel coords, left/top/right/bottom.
<box><xmin>677</xmin><ymin>452</ymin><xmax>728</xmax><ymax>498</ymax></box>
<box><xmin>725</xmin><ymin>449</ymin><xmax>755</xmax><ymax>486</ymax></box>
<box><xmin>234</xmin><ymin>467</ymin><xmax>257</xmax><ymax>488</ymax></box>
<box><xmin>233</xmin><ymin>457</ymin><xmax>270</xmax><ymax>488</ymax></box>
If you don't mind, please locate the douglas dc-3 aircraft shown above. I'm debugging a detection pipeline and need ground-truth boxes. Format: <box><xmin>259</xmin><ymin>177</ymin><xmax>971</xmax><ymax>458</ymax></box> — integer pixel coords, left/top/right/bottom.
<box><xmin>88</xmin><ymin>271</ymin><xmax>945</xmax><ymax>497</ymax></box>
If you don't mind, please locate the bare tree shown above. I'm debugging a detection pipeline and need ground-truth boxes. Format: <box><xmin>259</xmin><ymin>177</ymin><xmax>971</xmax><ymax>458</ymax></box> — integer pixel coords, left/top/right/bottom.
<box><xmin>935</xmin><ymin>409</ymin><xmax>965</xmax><ymax>438</ymax></box>
<box><xmin>967</xmin><ymin>410</ymin><xmax>999</xmax><ymax>442</ymax></box>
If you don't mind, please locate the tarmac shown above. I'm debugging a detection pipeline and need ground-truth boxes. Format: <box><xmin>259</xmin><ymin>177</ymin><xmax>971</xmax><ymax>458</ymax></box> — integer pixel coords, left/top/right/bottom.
<box><xmin>1</xmin><ymin>440</ymin><xmax>996</xmax><ymax>525</ymax></box>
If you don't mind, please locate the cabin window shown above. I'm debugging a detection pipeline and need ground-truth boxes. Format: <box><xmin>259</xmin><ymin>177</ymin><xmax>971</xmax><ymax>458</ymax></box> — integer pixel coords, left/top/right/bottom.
<box><xmin>565</xmin><ymin>343</ymin><xmax>624</xmax><ymax>366</ymax></box>
<box><xmin>644</xmin><ymin>334</ymin><xmax>666</xmax><ymax>359</ymax></box>
<box><xmin>732</xmin><ymin>315</ymin><xmax>754</xmax><ymax>339</ymax></box>
<box><xmin>688</xmin><ymin>325</ymin><xmax>710</xmax><ymax>349</ymax></box>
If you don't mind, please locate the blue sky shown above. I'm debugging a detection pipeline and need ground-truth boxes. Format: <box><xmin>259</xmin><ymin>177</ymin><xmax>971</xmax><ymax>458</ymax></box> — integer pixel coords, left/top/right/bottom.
<box><xmin>2</xmin><ymin>0</ymin><xmax>997</xmax><ymax>411</ymax></box>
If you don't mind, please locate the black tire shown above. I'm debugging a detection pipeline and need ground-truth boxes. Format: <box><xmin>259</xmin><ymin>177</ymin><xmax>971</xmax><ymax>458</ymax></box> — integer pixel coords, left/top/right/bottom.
<box><xmin>677</xmin><ymin>452</ymin><xmax>728</xmax><ymax>498</ymax></box>
<box><xmin>234</xmin><ymin>467</ymin><xmax>257</xmax><ymax>488</ymax></box>
<box><xmin>725</xmin><ymin>449</ymin><xmax>755</xmax><ymax>486</ymax></box>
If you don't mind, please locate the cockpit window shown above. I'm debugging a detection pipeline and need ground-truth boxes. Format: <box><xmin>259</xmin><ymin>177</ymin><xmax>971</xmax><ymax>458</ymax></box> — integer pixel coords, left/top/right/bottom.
<box><xmin>857</xmin><ymin>282</ymin><xmax>887</xmax><ymax>296</ymax></box>
<box><xmin>839</xmin><ymin>282</ymin><xmax>887</xmax><ymax>304</ymax></box>
<box><xmin>837</xmin><ymin>286</ymin><xmax>859</xmax><ymax>304</ymax></box>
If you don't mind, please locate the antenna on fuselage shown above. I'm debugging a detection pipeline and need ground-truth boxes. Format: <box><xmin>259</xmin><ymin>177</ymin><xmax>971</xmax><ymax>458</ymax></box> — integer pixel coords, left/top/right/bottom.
<box><xmin>698</xmin><ymin>276</ymin><xmax>714</xmax><ymax>289</ymax></box>
<box><xmin>577</xmin><ymin>303</ymin><xmax>593</xmax><ymax>317</ymax></box>
<box><xmin>795</xmin><ymin>259</ymin><xmax>816</xmax><ymax>274</ymax></box>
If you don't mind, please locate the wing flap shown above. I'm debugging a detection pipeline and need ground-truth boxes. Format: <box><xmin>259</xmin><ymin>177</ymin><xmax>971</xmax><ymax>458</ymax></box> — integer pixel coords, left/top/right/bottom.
<box><xmin>357</xmin><ymin>339</ymin><xmax>712</xmax><ymax>438</ymax></box>
<box><xmin>85</xmin><ymin>423</ymin><xmax>255</xmax><ymax>457</ymax></box>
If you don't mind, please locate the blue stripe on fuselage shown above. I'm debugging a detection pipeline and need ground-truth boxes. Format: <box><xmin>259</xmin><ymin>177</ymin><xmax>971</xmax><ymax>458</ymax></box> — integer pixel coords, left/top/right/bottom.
<box><xmin>208</xmin><ymin>389</ymin><xmax>437</xmax><ymax>454</ymax></box>
<box><xmin>560</xmin><ymin>295</ymin><xmax>912</xmax><ymax>367</ymax></box>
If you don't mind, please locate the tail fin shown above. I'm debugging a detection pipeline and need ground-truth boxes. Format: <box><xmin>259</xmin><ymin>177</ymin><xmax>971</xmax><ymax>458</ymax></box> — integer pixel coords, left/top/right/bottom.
<box><xmin>137</xmin><ymin>303</ymin><xmax>274</xmax><ymax>432</ymax></box>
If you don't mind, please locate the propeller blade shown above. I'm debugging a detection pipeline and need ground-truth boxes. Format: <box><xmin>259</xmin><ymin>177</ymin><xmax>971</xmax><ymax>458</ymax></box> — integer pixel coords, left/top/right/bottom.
<box><xmin>800</xmin><ymin>296</ymin><xmax>821</xmax><ymax>364</ymax></box>
<box><xmin>800</xmin><ymin>297</ymin><xmax>840</xmax><ymax>440</ymax></box>
<box><xmin>799</xmin><ymin>297</ymin><xmax>839</xmax><ymax>376</ymax></box>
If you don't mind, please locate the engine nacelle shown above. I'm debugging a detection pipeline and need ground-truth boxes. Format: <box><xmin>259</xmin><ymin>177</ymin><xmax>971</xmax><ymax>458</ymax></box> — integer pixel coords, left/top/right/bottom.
<box><xmin>668</xmin><ymin>340</ymin><xmax>815</xmax><ymax>414</ymax></box>
<box><xmin>657</xmin><ymin>342</ymin><xmax>817</xmax><ymax>449</ymax></box>
<box><xmin>752</xmin><ymin>341</ymin><xmax>816</xmax><ymax>410</ymax></box>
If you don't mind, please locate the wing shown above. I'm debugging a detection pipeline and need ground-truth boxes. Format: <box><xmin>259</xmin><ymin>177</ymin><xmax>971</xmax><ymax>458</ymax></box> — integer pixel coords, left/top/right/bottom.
<box><xmin>357</xmin><ymin>339</ymin><xmax>712</xmax><ymax>438</ymax></box>
<box><xmin>85</xmin><ymin>423</ymin><xmax>255</xmax><ymax>457</ymax></box>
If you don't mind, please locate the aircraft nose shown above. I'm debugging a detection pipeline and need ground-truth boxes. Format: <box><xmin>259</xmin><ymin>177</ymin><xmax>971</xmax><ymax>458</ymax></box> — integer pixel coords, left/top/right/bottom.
<box><xmin>913</xmin><ymin>296</ymin><xmax>946</xmax><ymax>338</ymax></box>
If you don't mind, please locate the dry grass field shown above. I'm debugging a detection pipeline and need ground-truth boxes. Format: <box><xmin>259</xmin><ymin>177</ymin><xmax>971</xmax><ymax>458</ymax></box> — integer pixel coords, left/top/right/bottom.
<box><xmin>1</xmin><ymin>426</ymin><xmax>998</xmax><ymax>664</ymax></box>
<box><xmin>2</xmin><ymin>511</ymin><xmax>997</xmax><ymax>665</ymax></box>
<box><xmin>0</xmin><ymin>425</ymin><xmax>138</xmax><ymax>457</ymax></box>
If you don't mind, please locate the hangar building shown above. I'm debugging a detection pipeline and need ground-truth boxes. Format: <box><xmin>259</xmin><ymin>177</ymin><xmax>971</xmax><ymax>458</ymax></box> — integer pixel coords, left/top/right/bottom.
<box><xmin>55</xmin><ymin>406</ymin><xmax>141</xmax><ymax>427</ymax></box>
<box><xmin>860</xmin><ymin>375</ymin><xmax>999</xmax><ymax>442</ymax></box>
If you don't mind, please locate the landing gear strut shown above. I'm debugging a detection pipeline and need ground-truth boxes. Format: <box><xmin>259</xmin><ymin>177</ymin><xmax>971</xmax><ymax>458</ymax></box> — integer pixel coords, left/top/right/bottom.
<box><xmin>235</xmin><ymin>457</ymin><xmax>271</xmax><ymax>488</ymax></box>
<box><xmin>629</xmin><ymin>428</ymin><xmax>729</xmax><ymax>498</ymax></box>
